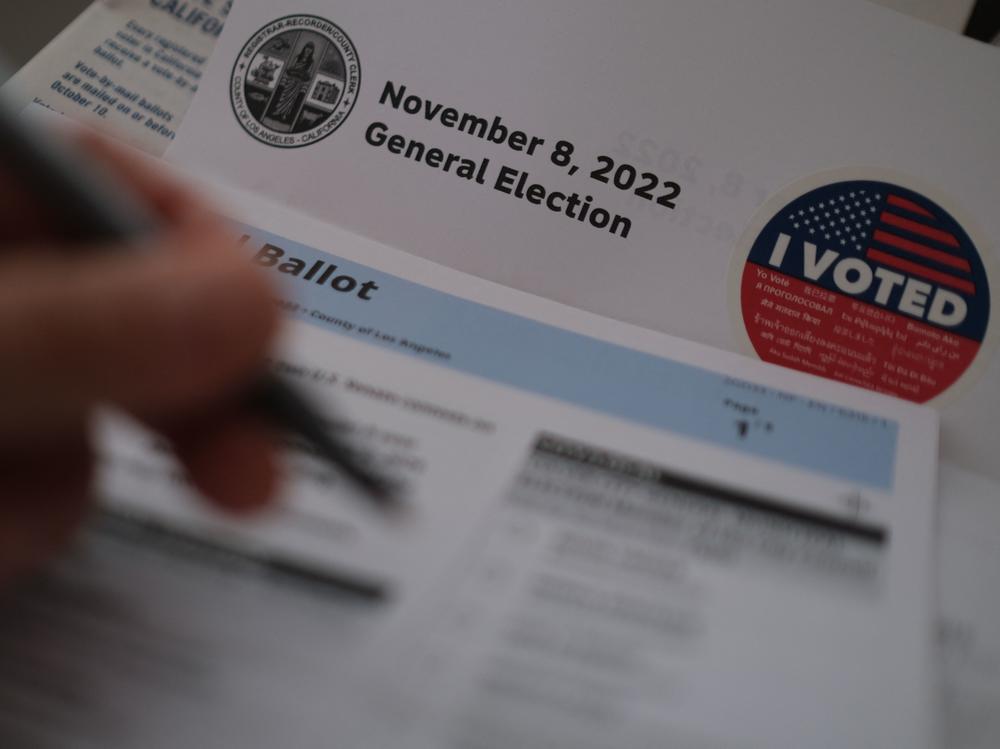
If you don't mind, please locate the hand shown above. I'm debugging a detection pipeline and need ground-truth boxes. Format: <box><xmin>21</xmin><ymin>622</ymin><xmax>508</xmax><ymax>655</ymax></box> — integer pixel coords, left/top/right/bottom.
<box><xmin>0</xmin><ymin>133</ymin><xmax>282</xmax><ymax>585</ymax></box>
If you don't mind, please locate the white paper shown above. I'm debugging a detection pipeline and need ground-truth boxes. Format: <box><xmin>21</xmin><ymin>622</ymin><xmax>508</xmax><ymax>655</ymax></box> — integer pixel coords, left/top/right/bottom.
<box><xmin>2</xmin><ymin>100</ymin><xmax>945</xmax><ymax>743</ymax></box>
<box><xmin>166</xmin><ymin>0</ymin><xmax>1000</xmax><ymax>479</ymax></box>
<box><xmin>0</xmin><ymin>513</ymin><xmax>378</xmax><ymax>749</ymax></box>
<box><xmin>162</xmin><ymin>7</ymin><xmax>1000</xmax><ymax>742</ymax></box>
<box><xmin>0</xmin><ymin>0</ymin><xmax>969</xmax><ymax>160</ymax></box>
<box><xmin>937</xmin><ymin>463</ymin><xmax>1000</xmax><ymax>749</ymax></box>
<box><xmin>3</xmin><ymin>0</ymin><xmax>227</xmax><ymax>155</ymax></box>
<box><xmin>873</xmin><ymin>0</ymin><xmax>975</xmax><ymax>30</ymax></box>
<box><xmin>87</xmin><ymin>185</ymin><xmax>942</xmax><ymax>748</ymax></box>
<box><xmin>3</xmin><ymin>0</ymin><xmax>983</xmax><ymax>740</ymax></box>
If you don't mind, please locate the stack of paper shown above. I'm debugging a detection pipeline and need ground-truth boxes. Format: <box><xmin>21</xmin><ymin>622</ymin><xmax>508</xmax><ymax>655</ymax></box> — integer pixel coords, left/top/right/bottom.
<box><xmin>2</xmin><ymin>1</ymin><xmax>999</xmax><ymax>747</ymax></box>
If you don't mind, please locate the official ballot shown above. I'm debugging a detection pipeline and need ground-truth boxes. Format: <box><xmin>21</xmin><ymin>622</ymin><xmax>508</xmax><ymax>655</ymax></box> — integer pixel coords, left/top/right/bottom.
<box><xmin>0</xmin><ymin>162</ymin><xmax>943</xmax><ymax>749</ymax></box>
<box><xmin>87</xmin><ymin>183</ymin><xmax>940</xmax><ymax>749</ymax></box>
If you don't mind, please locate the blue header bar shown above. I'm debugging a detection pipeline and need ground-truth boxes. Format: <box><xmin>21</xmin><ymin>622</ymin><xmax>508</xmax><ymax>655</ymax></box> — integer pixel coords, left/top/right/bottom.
<box><xmin>242</xmin><ymin>227</ymin><xmax>897</xmax><ymax>489</ymax></box>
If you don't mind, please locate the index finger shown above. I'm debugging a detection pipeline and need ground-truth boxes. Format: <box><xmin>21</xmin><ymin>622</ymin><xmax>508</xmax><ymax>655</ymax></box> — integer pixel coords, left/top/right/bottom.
<box><xmin>74</xmin><ymin>131</ymin><xmax>217</xmax><ymax>229</ymax></box>
<box><xmin>0</xmin><ymin>129</ymin><xmax>216</xmax><ymax>244</ymax></box>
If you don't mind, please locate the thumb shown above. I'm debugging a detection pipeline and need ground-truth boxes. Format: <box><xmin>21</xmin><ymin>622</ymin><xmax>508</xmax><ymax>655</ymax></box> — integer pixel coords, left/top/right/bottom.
<box><xmin>0</xmin><ymin>225</ymin><xmax>280</xmax><ymax>440</ymax></box>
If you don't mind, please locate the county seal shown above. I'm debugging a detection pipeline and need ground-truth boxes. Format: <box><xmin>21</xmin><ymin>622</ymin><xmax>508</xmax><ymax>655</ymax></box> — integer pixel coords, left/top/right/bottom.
<box><xmin>230</xmin><ymin>15</ymin><xmax>360</xmax><ymax>148</ymax></box>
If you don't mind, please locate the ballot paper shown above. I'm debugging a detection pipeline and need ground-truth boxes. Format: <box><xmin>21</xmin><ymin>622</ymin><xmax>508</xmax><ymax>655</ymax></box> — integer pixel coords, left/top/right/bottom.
<box><xmin>3</xmin><ymin>0</ymin><xmax>228</xmax><ymax>155</ymax></box>
<box><xmin>0</xmin><ymin>101</ymin><xmax>946</xmax><ymax>747</ymax></box>
<box><xmin>0</xmin><ymin>514</ymin><xmax>377</xmax><ymax>749</ymax></box>
<box><xmin>83</xmin><ymin>184</ymin><xmax>941</xmax><ymax>748</ymax></box>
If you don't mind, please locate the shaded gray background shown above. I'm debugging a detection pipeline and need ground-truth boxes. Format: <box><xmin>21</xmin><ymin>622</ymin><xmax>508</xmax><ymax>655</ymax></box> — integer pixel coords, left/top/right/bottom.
<box><xmin>0</xmin><ymin>1</ymin><xmax>91</xmax><ymax>81</ymax></box>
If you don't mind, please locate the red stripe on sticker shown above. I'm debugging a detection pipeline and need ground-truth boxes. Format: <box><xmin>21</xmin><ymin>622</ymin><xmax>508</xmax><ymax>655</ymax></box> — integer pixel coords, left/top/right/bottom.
<box><xmin>872</xmin><ymin>230</ymin><xmax>972</xmax><ymax>272</ymax></box>
<box><xmin>880</xmin><ymin>212</ymin><xmax>959</xmax><ymax>247</ymax></box>
<box><xmin>866</xmin><ymin>248</ymin><xmax>976</xmax><ymax>295</ymax></box>
<box><xmin>887</xmin><ymin>194</ymin><xmax>935</xmax><ymax>219</ymax></box>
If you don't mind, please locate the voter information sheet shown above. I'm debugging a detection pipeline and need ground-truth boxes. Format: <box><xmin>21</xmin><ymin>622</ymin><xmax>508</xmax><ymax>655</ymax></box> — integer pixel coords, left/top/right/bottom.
<box><xmin>3</xmin><ymin>0</ymin><xmax>227</xmax><ymax>155</ymax></box>
<box><xmin>167</xmin><ymin>0</ymin><xmax>1000</xmax><ymax>481</ymax></box>
<box><xmin>84</xmin><ymin>185</ymin><xmax>941</xmax><ymax>748</ymax></box>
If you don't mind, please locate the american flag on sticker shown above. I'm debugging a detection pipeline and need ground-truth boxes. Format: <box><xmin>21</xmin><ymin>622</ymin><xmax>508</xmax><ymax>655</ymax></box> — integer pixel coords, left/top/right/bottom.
<box><xmin>786</xmin><ymin>187</ymin><xmax>977</xmax><ymax>296</ymax></box>
<box><xmin>740</xmin><ymin>177</ymin><xmax>991</xmax><ymax>404</ymax></box>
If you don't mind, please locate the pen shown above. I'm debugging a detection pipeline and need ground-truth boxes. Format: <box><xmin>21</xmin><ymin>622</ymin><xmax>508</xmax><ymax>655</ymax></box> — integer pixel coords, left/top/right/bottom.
<box><xmin>0</xmin><ymin>80</ymin><xmax>397</xmax><ymax>512</ymax></box>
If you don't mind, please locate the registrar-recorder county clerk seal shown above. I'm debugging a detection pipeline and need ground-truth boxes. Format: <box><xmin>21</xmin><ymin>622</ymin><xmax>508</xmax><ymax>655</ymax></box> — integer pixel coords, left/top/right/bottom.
<box><xmin>230</xmin><ymin>15</ymin><xmax>360</xmax><ymax>148</ymax></box>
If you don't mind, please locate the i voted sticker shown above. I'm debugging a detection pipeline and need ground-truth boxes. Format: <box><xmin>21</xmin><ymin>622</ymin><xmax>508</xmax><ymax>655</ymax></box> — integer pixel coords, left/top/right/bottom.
<box><xmin>731</xmin><ymin>172</ymin><xmax>994</xmax><ymax>404</ymax></box>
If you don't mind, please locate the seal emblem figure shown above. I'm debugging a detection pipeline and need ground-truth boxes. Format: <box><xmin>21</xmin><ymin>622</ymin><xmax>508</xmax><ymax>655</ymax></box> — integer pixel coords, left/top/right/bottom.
<box><xmin>230</xmin><ymin>15</ymin><xmax>360</xmax><ymax>148</ymax></box>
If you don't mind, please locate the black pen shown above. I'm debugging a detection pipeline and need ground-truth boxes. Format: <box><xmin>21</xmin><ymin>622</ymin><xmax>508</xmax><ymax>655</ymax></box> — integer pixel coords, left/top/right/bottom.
<box><xmin>0</xmin><ymin>85</ymin><xmax>397</xmax><ymax>512</ymax></box>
